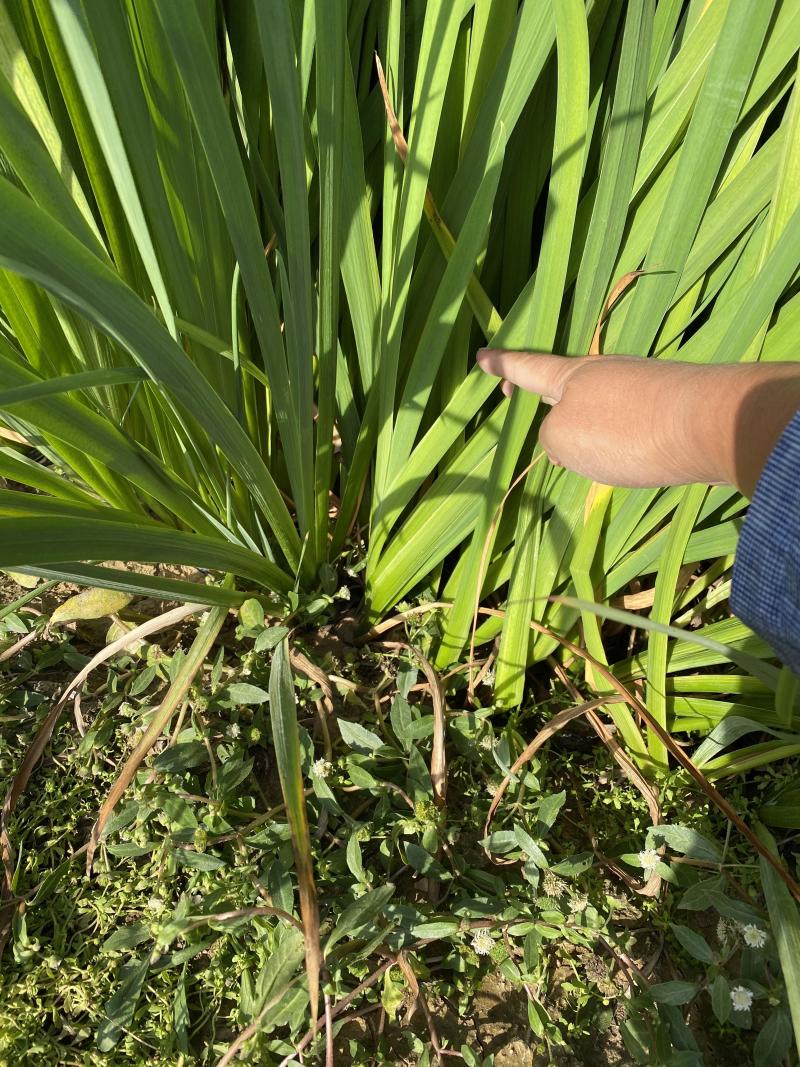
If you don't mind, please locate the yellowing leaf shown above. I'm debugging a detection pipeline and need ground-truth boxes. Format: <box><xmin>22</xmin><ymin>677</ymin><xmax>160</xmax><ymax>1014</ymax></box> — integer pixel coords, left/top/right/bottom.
<box><xmin>51</xmin><ymin>588</ymin><xmax>133</xmax><ymax>625</ymax></box>
<box><xmin>106</xmin><ymin>618</ymin><xmax>146</xmax><ymax>655</ymax></box>
<box><xmin>381</xmin><ymin>968</ymin><xmax>407</xmax><ymax>1018</ymax></box>
<box><xmin>238</xmin><ymin>597</ymin><xmax>264</xmax><ymax>629</ymax></box>
<box><xmin>4</xmin><ymin>570</ymin><xmax>38</xmax><ymax>589</ymax></box>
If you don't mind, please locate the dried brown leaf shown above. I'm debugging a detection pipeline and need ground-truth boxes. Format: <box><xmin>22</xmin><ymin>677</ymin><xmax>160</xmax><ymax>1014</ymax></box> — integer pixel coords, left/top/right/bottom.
<box><xmin>85</xmin><ymin>605</ymin><xmax>226</xmax><ymax>873</ymax></box>
<box><xmin>1</xmin><ymin>603</ymin><xmax>201</xmax><ymax>905</ymax></box>
<box><xmin>363</xmin><ymin>601</ymin><xmax>800</xmax><ymax>904</ymax></box>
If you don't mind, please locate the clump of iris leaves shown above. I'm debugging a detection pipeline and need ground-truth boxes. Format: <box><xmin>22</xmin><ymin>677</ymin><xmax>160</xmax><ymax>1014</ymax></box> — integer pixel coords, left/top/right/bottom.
<box><xmin>1</xmin><ymin>0</ymin><xmax>800</xmax><ymax>1062</ymax></box>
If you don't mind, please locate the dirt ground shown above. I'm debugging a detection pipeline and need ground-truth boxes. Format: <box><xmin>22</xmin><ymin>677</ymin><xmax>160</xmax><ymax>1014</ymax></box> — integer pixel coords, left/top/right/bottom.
<box><xmin>334</xmin><ymin>973</ymin><xmax>634</xmax><ymax>1065</ymax></box>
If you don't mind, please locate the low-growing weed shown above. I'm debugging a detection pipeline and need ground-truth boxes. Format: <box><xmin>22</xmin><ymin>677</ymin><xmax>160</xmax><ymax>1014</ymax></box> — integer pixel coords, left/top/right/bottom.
<box><xmin>2</xmin><ymin>589</ymin><xmax>798</xmax><ymax>1065</ymax></box>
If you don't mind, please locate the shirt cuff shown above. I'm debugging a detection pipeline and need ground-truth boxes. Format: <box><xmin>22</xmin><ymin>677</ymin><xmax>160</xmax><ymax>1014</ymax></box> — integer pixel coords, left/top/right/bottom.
<box><xmin>731</xmin><ymin>408</ymin><xmax>800</xmax><ymax>674</ymax></box>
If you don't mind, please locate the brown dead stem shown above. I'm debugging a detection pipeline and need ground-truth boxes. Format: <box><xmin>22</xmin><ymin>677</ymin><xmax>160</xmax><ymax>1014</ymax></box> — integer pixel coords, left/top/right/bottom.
<box><xmin>550</xmin><ymin>658</ymin><xmax>662</xmax><ymax>896</ymax></box>
<box><xmin>290</xmin><ymin>647</ymin><xmax>337</xmax><ymax>757</ymax></box>
<box><xmin>467</xmin><ymin>453</ymin><xmax>547</xmax><ymax>702</ymax></box>
<box><xmin>1</xmin><ymin>603</ymin><xmax>201</xmax><ymax>914</ymax></box>
<box><xmin>395</xmin><ymin>950</ymin><xmax>420</xmax><ymax>1024</ymax></box>
<box><xmin>0</xmin><ymin>626</ymin><xmax>41</xmax><ymax>663</ymax></box>
<box><xmin>324</xmin><ymin>991</ymin><xmax>334</xmax><ymax>1067</ymax></box>
<box><xmin>215</xmin><ymin>975</ymin><xmax>304</xmax><ymax>1067</ymax></box>
<box><xmin>362</xmin><ymin>601</ymin><xmax>800</xmax><ymax>904</ymax></box>
<box><xmin>589</xmin><ymin>270</ymin><xmax>644</xmax><ymax>356</ymax></box>
<box><xmin>375</xmin><ymin>640</ymin><xmax>447</xmax><ymax>810</ymax></box>
<box><xmin>265</xmin><ymin>959</ymin><xmax>395</xmax><ymax>1067</ymax></box>
<box><xmin>85</xmin><ymin>606</ymin><xmax>226</xmax><ymax>873</ymax></box>
<box><xmin>178</xmin><ymin>905</ymin><xmax>303</xmax><ymax>937</ymax></box>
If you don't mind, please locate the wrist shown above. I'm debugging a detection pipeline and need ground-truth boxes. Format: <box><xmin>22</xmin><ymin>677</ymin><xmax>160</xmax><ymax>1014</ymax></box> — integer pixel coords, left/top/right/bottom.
<box><xmin>671</xmin><ymin>365</ymin><xmax>745</xmax><ymax>487</ymax></box>
<box><xmin>720</xmin><ymin>365</ymin><xmax>800</xmax><ymax>497</ymax></box>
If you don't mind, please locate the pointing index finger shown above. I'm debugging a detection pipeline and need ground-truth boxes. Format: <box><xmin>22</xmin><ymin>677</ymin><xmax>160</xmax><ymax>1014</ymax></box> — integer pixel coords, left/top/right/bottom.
<box><xmin>476</xmin><ymin>349</ymin><xmax>578</xmax><ymax>404</ymax></box>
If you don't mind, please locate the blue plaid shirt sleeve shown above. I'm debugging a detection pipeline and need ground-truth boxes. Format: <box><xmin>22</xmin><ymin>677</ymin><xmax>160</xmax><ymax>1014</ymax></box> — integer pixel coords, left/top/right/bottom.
<box><xmin>731</xmin><ymin>408</ymin><xmax>800</xmax><ymax>674</ymax></box>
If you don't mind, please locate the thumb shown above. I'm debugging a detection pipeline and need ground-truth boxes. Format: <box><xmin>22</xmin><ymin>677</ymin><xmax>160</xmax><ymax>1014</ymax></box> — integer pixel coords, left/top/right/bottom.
<box><xmin>476</xmin><ymin>349</ymin><xmax>581</xmax><ymax>404</ymax></box>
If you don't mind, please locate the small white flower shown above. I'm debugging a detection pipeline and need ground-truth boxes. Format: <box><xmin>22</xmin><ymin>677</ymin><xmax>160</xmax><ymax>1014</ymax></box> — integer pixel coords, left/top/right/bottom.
<box><xmin>479</xmin><ymin>735</ymin><xmax>496</xmax><ymax>751</ymax></box>
<box><xmin>312</xmin><ymin>758</ymin><xmax>332</xmax><ymax>779</ymax></box>
<box><xmin>336</xmin><ymin>585</ymin><xmax>351</xmax><ymax>601</ymax></box>
<box><xmin>716</xmin><ymin>918</ymin><xmax>731</xmax><ymax>944</ymax></box>
<box><xmin>227</xmin><ymin>722</ymin><xmax>241</xmax><ymax>739</ymax></box>
<box><xmin>147</xmin><ymin>897</ymin><xmax>165</xmax><ymax>914</ymax></box>
<box><xmin>542</xmin><ymin>869</ymin><xmax>568</xmax><ymax>898</ymax></box>
<box><xmin>740</xmin><ymin>923</ymin><xmax>767</xmax><ymax>949</ymax></box>
<box><xmin>486</xmin><ymin>781</ymin><xmax>499</xmax><ymax>798</ymax></box>
<box><xmin>471</xmin><ymin>930</ymin><xmax>494</xmax><ymax>956</ymax></box>
<box><xmin>569</xmin><ymin>895</ymin><xmax>588</xmax><ymax>913</ymax></box>
<box><xmin>730</xmin><ymin>985</ymin><xmax>753</xmax><ymax>1012</ymax></box>
<box><xmin>638</xmin><ymin>848</ymin><xmax>660</xmax><ymax>871</ymax></box>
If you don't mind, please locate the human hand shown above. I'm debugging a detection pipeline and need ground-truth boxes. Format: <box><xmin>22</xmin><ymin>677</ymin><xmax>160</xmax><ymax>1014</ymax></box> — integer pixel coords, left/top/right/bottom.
<box><xmin>476</xmin><ymin>349</ymin><xmax>800</xmax><ymax>497</ymax></box>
